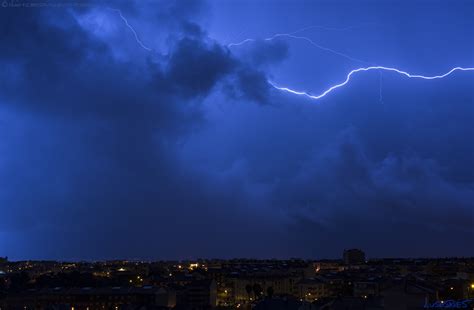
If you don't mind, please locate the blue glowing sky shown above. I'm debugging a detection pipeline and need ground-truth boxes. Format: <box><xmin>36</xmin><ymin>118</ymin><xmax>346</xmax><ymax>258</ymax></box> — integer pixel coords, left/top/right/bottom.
<box><xmin>0</xmin><ymin>0</ymin><xmax>473</xmax><ymax>260</ymax></box>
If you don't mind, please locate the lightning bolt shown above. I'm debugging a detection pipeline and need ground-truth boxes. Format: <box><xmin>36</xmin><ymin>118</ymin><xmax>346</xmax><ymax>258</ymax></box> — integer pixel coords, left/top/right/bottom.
<box><xmin>379</xmin><ymin>71</ymin><xmax>384</xmax><ymax>104</ymax></box>
<box><xmin>228</xmin><ymin>28</ymin><xmax>368</xmax><ymax>64</ymax></box>
<box><xmin>103</xmin><ymin>13</ymin><xmax>473</xmax><ymax>102</ymax></box>
<box><xmin>271</xmin><ymin>33</ymin><xmax>368</xmax><ymax>64</ymax></box>
<box><xmin>109</xmin><ymin>8</ymin><xmax>153</xmax><ymax>52</ymax></box>
<box><xmin>227</xmin><ymin>23</ymin><xmax>376</xmax><ymax>47</ymax></box>
<box><xmin>269</xmin><ymin>66</ymin><xmax>474</xmax><ymax>100</ymax></box>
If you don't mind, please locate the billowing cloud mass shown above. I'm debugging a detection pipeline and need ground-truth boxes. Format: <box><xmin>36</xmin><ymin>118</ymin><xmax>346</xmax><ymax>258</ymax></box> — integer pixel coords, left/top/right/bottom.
<box><xmin>0</xmin><ymin>0</ymin><xmax>473</xmax><ymax>260</ymax></box>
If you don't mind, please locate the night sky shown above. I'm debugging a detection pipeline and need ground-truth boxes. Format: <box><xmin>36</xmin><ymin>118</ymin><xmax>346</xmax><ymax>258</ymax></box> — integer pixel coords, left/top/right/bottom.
<box><xmin>1</xmin><ymin>0</ymin><xmax>473</xmax><ymax>261</ymax></box>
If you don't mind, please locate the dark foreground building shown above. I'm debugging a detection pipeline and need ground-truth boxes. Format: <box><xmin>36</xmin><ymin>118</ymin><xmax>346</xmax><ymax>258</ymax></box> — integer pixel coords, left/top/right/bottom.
<box><xmin>0</xmin><ymin>286</ymin><xmax>175</xmax><ymax>309</ymax></box>
<box><xmin>343</xmin><ymin>249</ymin><xmax>366</xmax><ymax>266</ymax></box>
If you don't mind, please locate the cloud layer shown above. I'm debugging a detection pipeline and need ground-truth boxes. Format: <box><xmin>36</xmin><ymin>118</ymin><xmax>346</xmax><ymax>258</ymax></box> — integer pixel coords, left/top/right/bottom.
<box><xmin>0</xmin><ymin>0</ymin><xmax>472</xmax><ymax>260</ymax></box>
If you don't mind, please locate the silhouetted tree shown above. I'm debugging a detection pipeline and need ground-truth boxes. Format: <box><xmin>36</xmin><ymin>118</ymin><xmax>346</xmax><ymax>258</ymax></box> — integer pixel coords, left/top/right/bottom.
<box><xmin>266</xmin><ymin>286</ymin><xmax>274</xmax><ymax>299</ymax></box>
<box><xmin>245</xmin><ymin>284</ymin><xmax>253</xmax><ymax>301</ymax></box>
<box><xmin>9</xmin><ymin>271</ymin><xmax>29</xmax><ymax>292</ymax></box>
<box><xmin>253</xmin><ymin>283</ymin><xmax>263</xmax><ymax>299</ymax></box>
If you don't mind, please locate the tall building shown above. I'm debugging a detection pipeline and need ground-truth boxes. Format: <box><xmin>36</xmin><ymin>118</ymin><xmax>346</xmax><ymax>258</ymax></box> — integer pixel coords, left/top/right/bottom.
<box><xmin>176</xmin><ymin>279</ymin><xmax>217</xmax><ymax>310</ymax></box>
<box><xmin>343</xmin><ymin>249</ymin><xmax>366</xmax><ymax>265</ymax></box>
<box><xmin>0</xmin><ymin>257</ymin><xmax>7</xmax><ymax>272</ymax></box>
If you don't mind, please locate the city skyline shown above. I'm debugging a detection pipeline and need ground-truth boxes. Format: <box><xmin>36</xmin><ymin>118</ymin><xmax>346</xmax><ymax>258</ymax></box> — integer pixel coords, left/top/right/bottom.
<box><xmin>1</xmin><ymin>255</ymin><xmax>474</xmax><ymax>309</ymax></box>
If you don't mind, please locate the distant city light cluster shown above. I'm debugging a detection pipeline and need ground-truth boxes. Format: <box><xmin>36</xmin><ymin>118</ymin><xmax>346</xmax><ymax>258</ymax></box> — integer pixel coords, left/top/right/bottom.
<box><xmin>2</xmin><ymin>254</ymin><xmax>474</xmax><ymax>309</ymax></box>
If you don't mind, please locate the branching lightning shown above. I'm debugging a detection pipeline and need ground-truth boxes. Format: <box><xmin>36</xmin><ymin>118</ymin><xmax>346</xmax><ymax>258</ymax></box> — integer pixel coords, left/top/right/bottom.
<box><xmin>228</xmin><ymin>28</ymin><xmax>368</xmax><ymax>64</ymax></box>
<box><xmin>227</xmin><ymin>23</ymin><xmax>376</xmax><ymax>47</ymax></box>
<box><xmin>106</xmin><ymin>11</ymin><xmax>473</xmax><ymax>102</ymax></box>
<box><xmin>275</xmin><ymin>34</ymin><xmax>368</xmax><ymax>64</ymax></box>
<box><xmin>109</xmin><ymin>8</ymin><xmax>153</xmax><ymax>52</ymax></box>
<box><xmin>378</xmin><ymin>71</ymin><xmax>384</xmax><ymax>104</ymax></box>
<box><xmin>227</xmin><ymin>25</ymin><xmax>473</xmax><ymax>101</ymax></box>
<box><xmin>269</xmin><ymin>66</ymin><xmax>474</xmax><ymax>100</ymax></box>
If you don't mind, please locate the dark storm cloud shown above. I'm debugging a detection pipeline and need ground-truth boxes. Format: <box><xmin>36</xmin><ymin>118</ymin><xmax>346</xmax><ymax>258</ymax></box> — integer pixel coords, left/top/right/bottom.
<box><xmin>0</xmin><ymin>8</ymin><xmax>233</xmax><ymax>114</ymax></box>
<box><xmin>1</xmin><ymin>0</ymin><xmax>473</xmax><ymax>260</ymax></box>
<box><xmin>0</xmin><ymin>1</ymin><xmax>282</xmax><ymax>259</ymax></box>
<box><xmin>180</xmin><ymin>21</ymin><xmax>206</xmax><ymax>38</ymax></box>
<box><xmin>163</xmin><ymin>37</ymin><xmax>235</xmax><ymax>98</ymax></box>
<box><xmin>221</xmin><ymin>68</ymin><xmax>272</xmax><ymax>104</ymax></box>
<box><xmin>272</xmin><ymin>128</ymin><xmax>473</xmax><ymax>231</ymax></box>
<box><xmin>250</xmin><ymin>40</ymin><xmax>289</xmax><ymax>67</ymax></box>
<box><xmin>220</xmin><ymin>38</ymin><xmax>289</xmax><ymax>104</ymax></box>
<box><xmin>236</xmin><ymin>84</ymin><xmax>474</xmax><ymax>257</ymax></box>
<box><xmin>235</xmin><ymin>69</ymin><xmax>271</xmax><ymax>104</ymax></box>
